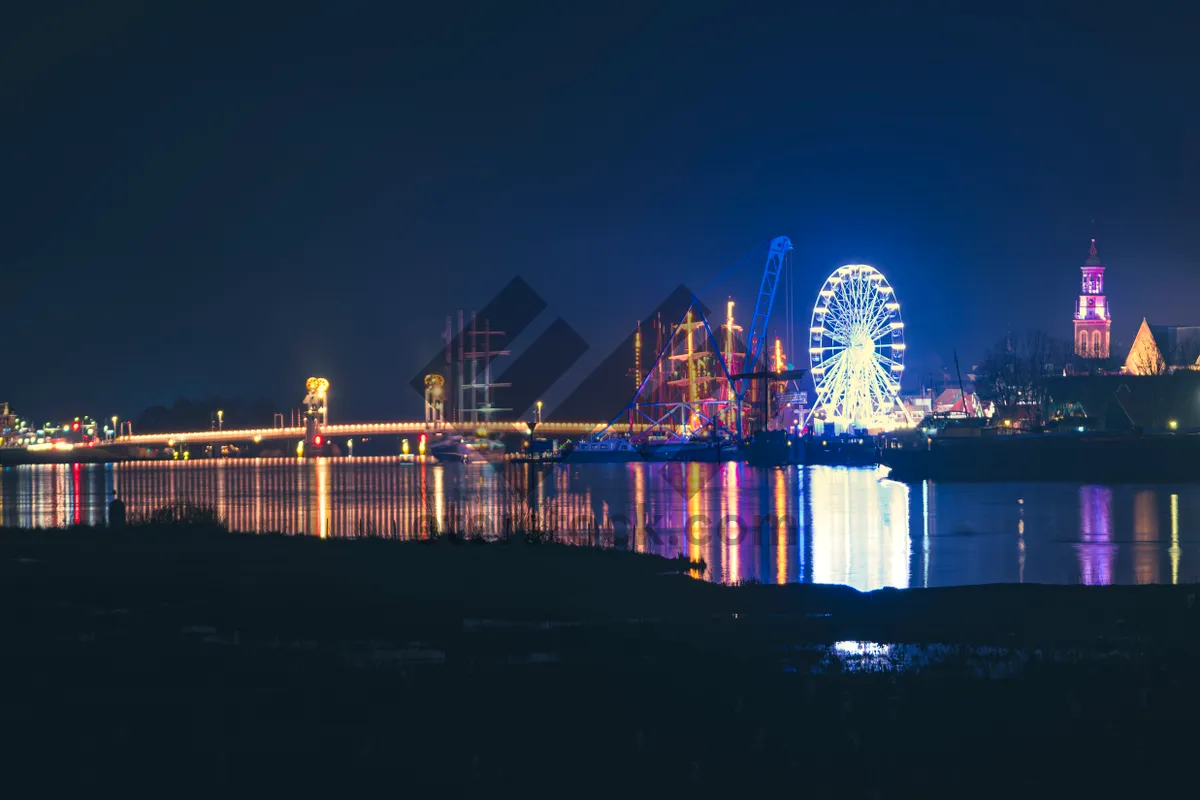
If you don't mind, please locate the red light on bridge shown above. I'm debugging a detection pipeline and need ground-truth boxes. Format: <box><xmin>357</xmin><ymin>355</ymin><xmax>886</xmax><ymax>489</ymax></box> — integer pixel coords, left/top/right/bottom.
<box><xmin>313</xmin><ymin>435</ymin><xmax>323</xmax><ymax>446</ymax></box>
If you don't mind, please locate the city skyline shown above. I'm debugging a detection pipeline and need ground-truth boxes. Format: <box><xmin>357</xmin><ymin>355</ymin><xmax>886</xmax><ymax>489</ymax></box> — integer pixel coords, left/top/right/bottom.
<box><xmin>6</xmin><ymin>2</ymin><xmax>1199</xmax><ymax>420</ymax></box>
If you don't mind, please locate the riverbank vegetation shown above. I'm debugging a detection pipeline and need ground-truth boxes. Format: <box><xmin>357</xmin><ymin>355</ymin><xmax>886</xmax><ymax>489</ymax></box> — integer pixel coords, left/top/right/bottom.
<box><xmin>2</xmin><ymin>517</ymin><xmax>1198</xmax><ymax>793</ymax></box>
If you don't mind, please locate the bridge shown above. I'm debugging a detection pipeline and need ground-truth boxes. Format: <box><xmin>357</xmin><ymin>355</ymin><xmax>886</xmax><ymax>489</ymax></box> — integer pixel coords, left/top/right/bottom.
<box><xmin>113</xmin><ymin>419</ymin><xmax>646</xmax><ymax>448</ymax></box>
<box><xmin>101</xmin><ymin>375</ymin><xmax>654</xmax><ymax>450</ymax></box>
<box><xmin>5</xmin><ymin>375</ymin><xmax>655</xmax><ymax>458</ymax></box>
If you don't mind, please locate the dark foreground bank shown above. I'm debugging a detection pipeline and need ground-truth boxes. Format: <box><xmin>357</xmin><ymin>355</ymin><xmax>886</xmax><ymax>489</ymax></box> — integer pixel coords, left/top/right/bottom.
<box><xmin>3</xmin><ymin>524</ymin><xmax>1199</xmax><ymax>795</ymax></box>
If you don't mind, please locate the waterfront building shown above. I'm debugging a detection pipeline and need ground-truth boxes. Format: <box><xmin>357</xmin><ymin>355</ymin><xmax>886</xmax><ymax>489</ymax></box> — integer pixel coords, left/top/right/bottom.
<box><xmin>0</xmin><ymin>402</ymin><xmax>17</xmax><ymax>444</ymax></box>
<box><xmin>932</xmin><ymin>387</ymin><xmax>990</xmax><ymax>417</ymax></box>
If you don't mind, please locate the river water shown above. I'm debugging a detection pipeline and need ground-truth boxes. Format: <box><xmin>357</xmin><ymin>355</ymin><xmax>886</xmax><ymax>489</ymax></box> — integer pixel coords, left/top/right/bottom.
<box><xmin>2</xmin><ymin>458</ymin><xmax>1195</xmax><ymax>590</ymax></box>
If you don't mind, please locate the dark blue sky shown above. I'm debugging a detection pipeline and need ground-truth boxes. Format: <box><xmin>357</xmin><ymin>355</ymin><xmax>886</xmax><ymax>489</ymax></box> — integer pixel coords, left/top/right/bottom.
<box><xmin>5</xmin><ymin>1</ymin><xmax>1198</xmax><ymax>421</ymax></box>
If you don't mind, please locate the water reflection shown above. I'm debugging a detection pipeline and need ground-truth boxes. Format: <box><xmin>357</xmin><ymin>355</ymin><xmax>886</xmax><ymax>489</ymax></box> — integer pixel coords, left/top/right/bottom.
<box><xmin>775</xmin><ymin>469</ymin><xmax>788</xmax><ymax>585</ymax></box>
<box><xmin>721</xmin><ymin>462</ymin><xmax>740</xmax><ymax>584</ymax></box>
<box><xmin>1078</xmin><ymin>486</ymin><xmax>1115</xmax><ymax>586</ymax></box>
<box><xmin>1133</xmin><ymin>490</ymin><xmax>1160</xmax><ymax>584</ymax></box>
<box><xmin>1</xmin><ymin>460</ymin><xmax>1195</xmax><ymax>588</ymax></box>
<box><xmin>809</xmin><ymin>468</ymin><xmax>909</xmax><ymax>591</ymax></box>
<box><xmin>1171</xmin><ymin>493</ymin><xmax>1181</xmax><ymax>585</ymax></box>
<box><xmin>1017</xmin><ymin>497</ymin><xmax>1025</xmax><ymax>583</ymax></box>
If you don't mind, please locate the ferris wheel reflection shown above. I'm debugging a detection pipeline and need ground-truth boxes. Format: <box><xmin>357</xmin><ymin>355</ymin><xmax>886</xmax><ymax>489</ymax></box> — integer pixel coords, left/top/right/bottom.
<box><xmin>807</xmin><ymin>467</ymin><xmax>910</xmax><ymax>592</ymax></box>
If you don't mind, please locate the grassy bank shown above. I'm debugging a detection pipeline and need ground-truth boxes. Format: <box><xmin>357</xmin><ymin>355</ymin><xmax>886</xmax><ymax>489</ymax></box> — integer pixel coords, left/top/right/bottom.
<box><xmin>2</xmin><ymin>523</ymin><xmax>1199</xmax><ymax>794</ymax></box>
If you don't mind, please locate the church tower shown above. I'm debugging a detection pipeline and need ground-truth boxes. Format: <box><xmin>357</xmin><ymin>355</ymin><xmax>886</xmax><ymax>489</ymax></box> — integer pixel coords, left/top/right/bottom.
<box><xmin>1073</xmin><ymin>238</ymin><xmax>1111</xmax><ymax>359</ymax></box>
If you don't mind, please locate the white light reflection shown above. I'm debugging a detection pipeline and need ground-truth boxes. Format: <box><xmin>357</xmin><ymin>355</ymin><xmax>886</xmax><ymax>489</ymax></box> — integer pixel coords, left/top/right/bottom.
<box><xmin>810</xmin><ymin>467</ymin><xmax>909</xmax><ymax>591</ymax></box>
<box><xmin>834</xmin><ymin>640</ymin><xmax>891</xmax><ymax>657</ymax></box>
<box><xmin>922</xmin><ymin>481</ymin><xmax>930</xmax><ymax>588</ymax></box>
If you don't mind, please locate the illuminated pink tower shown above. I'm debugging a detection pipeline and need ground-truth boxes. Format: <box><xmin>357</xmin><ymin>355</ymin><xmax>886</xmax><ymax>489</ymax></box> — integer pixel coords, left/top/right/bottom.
<box><xmin>1073</xmin><ymin>238</ymin><xmax>1111</xmax><ymax>359</ymax></box>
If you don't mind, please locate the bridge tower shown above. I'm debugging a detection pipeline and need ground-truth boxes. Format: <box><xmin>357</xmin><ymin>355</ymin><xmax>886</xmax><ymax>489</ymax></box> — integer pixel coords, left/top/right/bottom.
<box><xmin>302</xmin><ymin>377</ymin><xmax>330</xmax><ymax>451</ymax></box>
<box><xmin>424</xmin><ymin>374</ymin><xmax>446</xmax><ymax>426</ymax></box>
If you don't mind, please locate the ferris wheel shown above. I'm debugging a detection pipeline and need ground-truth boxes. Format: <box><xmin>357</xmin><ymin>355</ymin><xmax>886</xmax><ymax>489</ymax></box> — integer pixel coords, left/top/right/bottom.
<box><xmin>807</xmin><ymin>264</ymin><xmax>907</xmax><ymax>429</ymax></box>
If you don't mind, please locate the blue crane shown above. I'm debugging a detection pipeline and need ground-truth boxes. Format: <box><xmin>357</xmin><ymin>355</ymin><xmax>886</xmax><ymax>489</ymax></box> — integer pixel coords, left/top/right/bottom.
<box><xmin>736</xmin><ymin>235</ymin><xmax>793</xmax><ymax>436</ymax></box>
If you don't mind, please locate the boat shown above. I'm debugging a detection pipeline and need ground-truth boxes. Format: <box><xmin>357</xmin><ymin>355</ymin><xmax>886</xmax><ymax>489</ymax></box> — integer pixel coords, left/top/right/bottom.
<box><xmin>880</xmin><ymin>423</ymin><xmax>1200</xmax><ymax>482</ymax></box>
<box><xmin>0</xmin><ymin>443</ymin><xmax>151</xmax><ymax>466</ymax></box>
<box><xmin>641</xmin><ymin>437</ymin><xmax>738</xmax><ymax>462</ymax></box>
<box><xmin>741</xmin><ymin>430</ymin><xmax>802</xmax><ymax>466</ymax></box>
<box><xmin>429</xmin><ymin>435</ymin><xmax>504</xmax><ymax>465</ymax></box>
<box><xmin>803</xmin><ymin>433</ymin><xmax>880</xmax><ymax>466</ymax></box>
<box><xmin>562</xmin><ymin>439</ymin><xmax>643</xmax><ymax>463</ymax></box>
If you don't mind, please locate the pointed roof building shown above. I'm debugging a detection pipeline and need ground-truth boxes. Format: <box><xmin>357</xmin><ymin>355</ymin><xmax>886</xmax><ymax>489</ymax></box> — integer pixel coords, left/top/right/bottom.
<box><xmin>1123</xmin><ymin>317</ymin><xmax>1200</xmax><ymax>375</ymax></box>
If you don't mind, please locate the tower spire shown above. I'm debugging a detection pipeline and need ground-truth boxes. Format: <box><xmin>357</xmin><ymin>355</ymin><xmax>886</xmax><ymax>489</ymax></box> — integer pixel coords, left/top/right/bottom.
<box><xmin>1074</xmin><ymin>236</ymin><xmax>1110</xmax><ymax>361</ymax></box>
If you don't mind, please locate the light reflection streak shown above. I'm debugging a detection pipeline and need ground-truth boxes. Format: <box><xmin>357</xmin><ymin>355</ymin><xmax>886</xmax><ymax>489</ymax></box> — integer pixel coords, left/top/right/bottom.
<box><xmin>1077</xmin><ymin>486</ymin><xmax>1114</xmax><ymax>585</ymax></box>
<box><xmin>55</xmin><ymin>464</ymin><xmax>67</xmax><ymax>528</ymax></box>
<box><xmin>722</xmin><ymin>462</ymin><xmax>740</xmax><ymax>584</ymax></box>
<box><xmin>72</xmin><ymin>463</ymin><xmax>81</xmax><ymax>526</ymax></box>
<box><xmin>1170</xmin><ymin>493</ymin><xmax>1180</xmax><ymax>585</ymax></box>
<box><xmin>775</xmin><ymin>468</ymin><xmax>787</xmax><ymax>585</ymax></box>
<box><xmin>1018</xmin><ymin>498</ymin><xmax>1025</xmax><ymax>583</ymax></box>
<box><xmin>633</xmin><ymin>463</ymin><xmax>647</xmax><ymax>552</ymax></box>
<box><xmin>686</xmin><ymin>464</ymin><xmax>704</xmax><ymax>565</ymax></box>
<box><xmin>216</xmin><ymin>461</ymin><xmax>228</xmax><ymax>529</ymax></box>
<box><xmin>1133</xmin><ymin>490</ymin><xmax>1159</xmax><ymax>584</ymax></box>
<box><xmin>797</xmin><ymin>468</ymin><xmax>807</xmax><ymax>582</ymax></box>
<box><xmin>922</xmin><ymin>481</ymin><xmax>930</xmax><ymax>588</ymax></box>
<box><xmin>22</xmin><ymin>467</ymin><xmax>34</xmax><ymax>528</ymax></box>
<box><xmin>255</xmin><ymin>464</ymin><xmax>262</xmax><ymax>533</ymax></box>
<box><xmin>317</xmin><ymin>458</ymin><xmax>330</xmax><ymax>538</ymax></box>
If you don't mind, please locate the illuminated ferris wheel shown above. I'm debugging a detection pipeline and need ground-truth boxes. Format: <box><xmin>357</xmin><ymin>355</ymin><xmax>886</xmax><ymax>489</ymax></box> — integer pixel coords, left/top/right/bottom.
<box><xmin>807</xmin><ymin>264</ymin><xmax>907</xmax><ymax>429</ymax></box>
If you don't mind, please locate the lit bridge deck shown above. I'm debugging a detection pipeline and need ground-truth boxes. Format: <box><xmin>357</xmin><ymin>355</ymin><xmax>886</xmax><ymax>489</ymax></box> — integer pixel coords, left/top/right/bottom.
<box><xmin>113</xmin><ymin>420</ymin><xmax>650</xmax><ymax>447</ymax></box>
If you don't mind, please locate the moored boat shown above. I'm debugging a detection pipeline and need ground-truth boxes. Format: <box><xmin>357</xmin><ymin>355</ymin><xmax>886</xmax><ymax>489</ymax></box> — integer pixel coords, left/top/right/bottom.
<box><xmin>881</xmin><ymin>427</ymin><xmax>1200</xmax><ymax>483</ymax></box>
<box><xmin>803</xmin><ymin>433</ymin><xmax>880</xmax><ymax>466</ymax></box>
<box><xmin>429</xmin><ymin>435</ymin><xmax>503</xmax><ymax>464</ymax></box>
<box><xmin>561</xmin><ymin>439</ymin><xmax>643</xmax><ymax>463</ymax></box>
<box><xmin>641</xmin><ymin>437</ymin><xmax>738</xmax><ymax>462</ymax></box>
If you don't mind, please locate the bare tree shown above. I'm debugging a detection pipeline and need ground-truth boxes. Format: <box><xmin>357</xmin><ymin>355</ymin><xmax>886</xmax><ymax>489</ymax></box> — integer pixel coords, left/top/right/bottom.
<box><xmin>1022</xmin><ymin>329</ymin><xmax>1068</xmax><ymax>411</ymax></box>
<box><xmin>976</xmin><ymin>329</ymin><xmax>1069</xmax><ymax>417</ymax></box>
<box><xmin>1127</xmin><ymin>340</ymin><xmax>1168</xmax><ymax>376</ymax></box>
<box><xmin>975</xmin><ymin>335</ymin><xmax>1022</xmax><ymax>412</ymax></box>
<box><xmin>1171</xmin><ymin>335</ymin><xmax>1200</xmax><ymax>371</ymax></box>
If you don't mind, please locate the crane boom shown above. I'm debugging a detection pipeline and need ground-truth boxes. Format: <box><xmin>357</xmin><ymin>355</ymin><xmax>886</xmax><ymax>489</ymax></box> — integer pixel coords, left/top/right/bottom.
<box><xmin>743</xmin><ymin>236</ymin><xmax>793</xmax><ymax>377</ymax></box>
<box><xmin>734</xmin><ymin>235</ymin><xmax>792</xmax><ymax>437</ymax></box>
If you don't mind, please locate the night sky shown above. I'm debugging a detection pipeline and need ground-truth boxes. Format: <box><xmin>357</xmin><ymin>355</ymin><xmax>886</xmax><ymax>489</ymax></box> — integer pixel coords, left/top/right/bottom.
<box><xmin>6</xmin><ymin>1</ymin><xmax>1199</xmax><ymax>422</ymax></box>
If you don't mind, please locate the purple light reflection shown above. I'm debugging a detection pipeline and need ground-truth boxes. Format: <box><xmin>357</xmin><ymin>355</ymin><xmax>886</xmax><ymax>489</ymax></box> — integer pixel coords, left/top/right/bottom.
<box><xmin>1077</xmin><ymin>486</ymin><xmax>1115</xmax><ymax>585</ymax></box>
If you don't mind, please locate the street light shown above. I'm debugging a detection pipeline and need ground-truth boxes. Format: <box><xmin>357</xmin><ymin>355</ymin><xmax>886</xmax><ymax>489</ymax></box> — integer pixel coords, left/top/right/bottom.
<box><xmin>535</xmin><ymin>400</ymin><xmax>543</xmax><ymax>425</ymax></box>
<box><xmin>217</xmin><ymin>409</ymin><xmax>224</xmax><ymax>431</ymax></box>
<box><xmin>111</xmin><ymin>416</ymin><xmax>118</xmax><ymax>440</ymax></box>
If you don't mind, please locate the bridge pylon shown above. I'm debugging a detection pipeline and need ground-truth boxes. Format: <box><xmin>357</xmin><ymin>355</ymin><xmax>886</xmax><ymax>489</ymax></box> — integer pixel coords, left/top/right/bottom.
<box><xmin>302</xmin><ymin>377</ymin><xmax>331</xmax><ymax>452</ymax></box>
<box><xmin>424</xmin><ymin>374</ymin><xmax>446</xmax><ymax>428</ymax></box>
